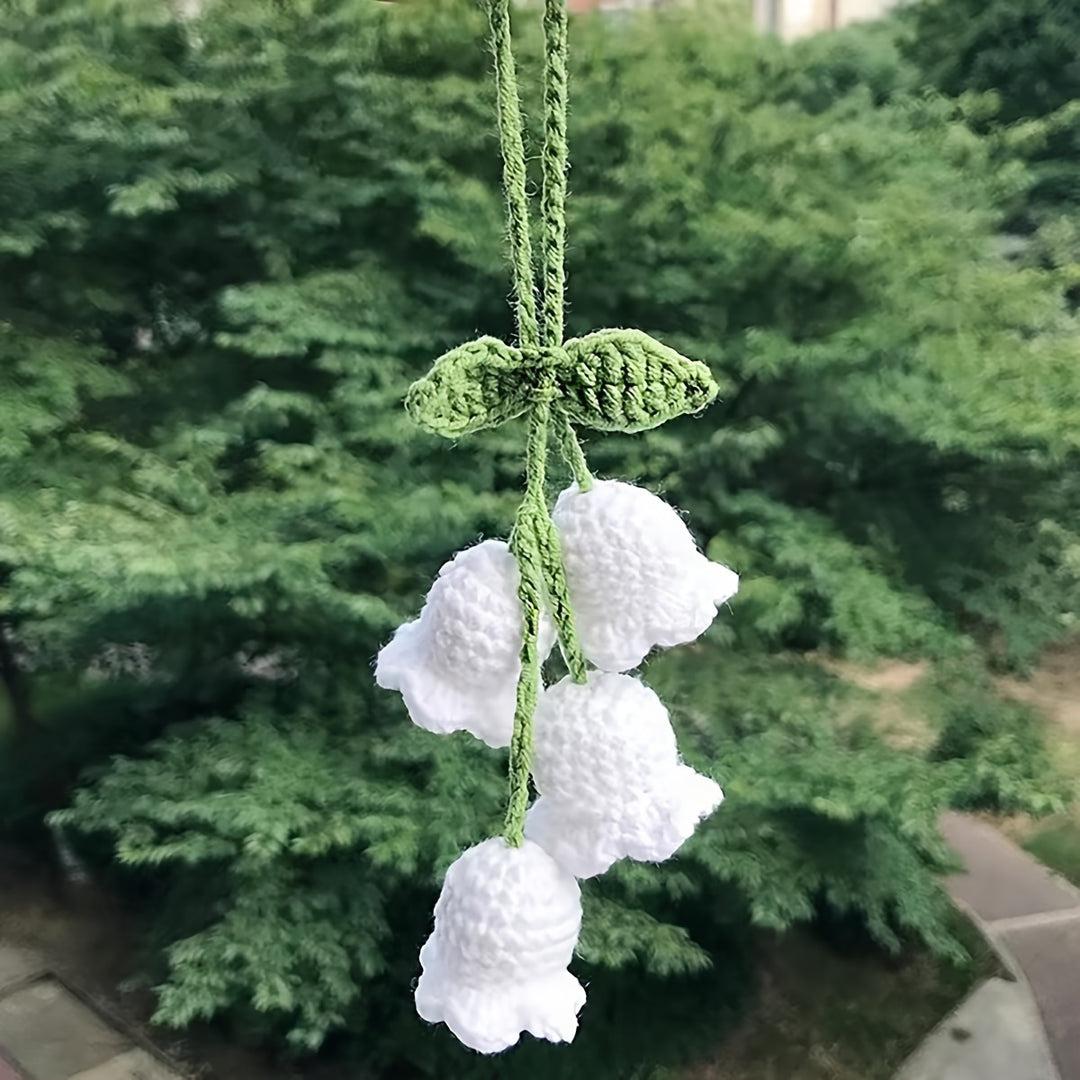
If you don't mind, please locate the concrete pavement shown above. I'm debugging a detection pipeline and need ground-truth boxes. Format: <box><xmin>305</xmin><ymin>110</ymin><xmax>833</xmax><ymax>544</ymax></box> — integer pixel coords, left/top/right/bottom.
<box><xmin>897</xmin><ymin>813</ymin><xmax>1080</xmax><ymax>1080</ymax></box>
<box><xmin>895</xmin><ymin>976</ymin><xmax>1057</xmax><ymax>1080</ymax></box>
<box><xmin>943</xmin><ymin>813</ymin><xmax>1080</xmax><ymax>1080</ymax></box>
<box><xmin>0</xmin><ymin>944</ymin><xmax>186</xmax><ymax>1080</ymax></box>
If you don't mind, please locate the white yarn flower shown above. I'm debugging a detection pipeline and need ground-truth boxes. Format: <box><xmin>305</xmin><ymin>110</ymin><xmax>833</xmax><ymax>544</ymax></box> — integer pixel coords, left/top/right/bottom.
<box><xmin>375</xmin><ymin>540</ymin><xmax>552</xmax><ymax>748</ymax></box>
<box><xmin>415</xmin><ymin>837</ymin><xmax>586</xmax><ymax>1054</ymax></box>
<box><xmin>525</xmin><ymin>672</ymin><xmax>723</xmax><ymax>879</ymax></box>
<box><xmin>552</xmin><ymin>479</ymin><xmax>738</xmax><ymax>672</ymax></box>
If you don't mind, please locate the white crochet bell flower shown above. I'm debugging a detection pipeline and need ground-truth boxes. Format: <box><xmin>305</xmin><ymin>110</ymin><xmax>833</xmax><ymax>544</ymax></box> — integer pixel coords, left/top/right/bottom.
<box><xmin>415</xmin><ymin>837</ymin><xmax>586</xmax><ymax>1054</ymax></box>
<box><xmin>525</xmin><ymin>672</ymin><xmax>723</xmax><ymax>879</ymax></box>
<box><xmin>375</xmin><ymin>540</ymin><xmax>552</xmax><ymax>748</ymax></box>
<box><xmin>552</xmin><ymin>479</ymin><xmax>738</xmax><ymax>672</ymax></box>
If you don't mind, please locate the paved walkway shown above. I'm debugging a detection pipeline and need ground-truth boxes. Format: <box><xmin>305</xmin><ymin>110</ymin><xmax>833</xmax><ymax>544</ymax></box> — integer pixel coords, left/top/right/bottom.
<box><xmin>944</xmin><ymin>813</ymin><xmax>1080</xmax><ymax>1079</ymax></box>
<box><xmin>900</xmin><ymin>812</ymin><xmax>1080</xmax><ymax>1080</ymax></box>
<box><xmin>896</xmin><ymin>976</ymin><xmax>1057</xmax><ymax>1080</ymax></box>
<box><xmin>0</xmin><ymin>943</ymin><xmax>185</xmax><ymax>1080</ymax></box>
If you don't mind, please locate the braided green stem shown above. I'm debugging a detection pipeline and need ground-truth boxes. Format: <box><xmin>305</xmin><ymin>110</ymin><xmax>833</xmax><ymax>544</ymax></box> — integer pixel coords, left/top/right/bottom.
<box><xmin>486</xmin><ymin>0</ymin><xmax>539</xmax><ymax>350</ymax></box>
<box><xmin>504</xmin><ymin>402</ymin><xmax>550</xmax><ymax>846</ymax></box>
<box><xmin>505</xmin><ymin>399</ymin><xmax>590</xmax><ymax>846</ymax></box>
<box><xmin>536</xmin><ymin>0</ymin><xmax>591</xmax><ymax>670</ymax></box>
<box><xmin>538</xmin><ymin>512</ymin><xmax>588</xmax><ymax>684</ymax></box>
<box><xmin>555</xmin><ymin>410</ymin><xmax>593</xmax><ymax>492</ymax></box>
<box><xmin>539</xmin><ymin>0</ymin><xmax>593</xmax><ymax>496</ymax></box>
<box><xmin>494</xmin><ymin>0</ymin><xmax>591</xmax><ymax>847</ymax></box>
<box><xmin>540</xmin><ymin>0</ymin><xmax>569</xmax><ymax>349</ymax></box>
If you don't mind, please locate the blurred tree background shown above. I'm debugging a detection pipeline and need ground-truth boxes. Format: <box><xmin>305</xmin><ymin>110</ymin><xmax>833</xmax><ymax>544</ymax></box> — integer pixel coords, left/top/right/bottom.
<box><xmin>1</xmin><ymin>0</ymin><xmax>1078</xmax><ymax>1075</ymax></box>
<box><xmin>900</xmin><ymin>0</ymin><xmax>1080</xmax><ymax>238</ymax></box>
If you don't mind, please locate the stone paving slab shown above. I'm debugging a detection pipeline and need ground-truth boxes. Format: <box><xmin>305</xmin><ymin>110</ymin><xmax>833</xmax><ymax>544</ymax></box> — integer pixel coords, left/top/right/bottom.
<box><xmin>942</xmin><ymin>813</ymin><xmax>1080</xmax><ymax>923</ymax></box>
<box><xmin>68</xmin><ymin>1047</ymin><xmax>185</xmax><ymax>1080</ymax></box>
<box><xmin>999</xmin><ymin>918</ymin><xmax>1080</xmax><ymax>1080</ymax></box>
<box><xmin>0</xmin><ymin>944</ymin><xmax>45</xmax><ymax>994</ymax></box>
<box><xmin>0</xmin><ymin>977</ymin><xmax>131</xmax><ymax>1080</ymax></box>
<box><xmin>895</xmin><ymin>977</ymin><xmax>1058</xmax><ymax>1080</ymax></box>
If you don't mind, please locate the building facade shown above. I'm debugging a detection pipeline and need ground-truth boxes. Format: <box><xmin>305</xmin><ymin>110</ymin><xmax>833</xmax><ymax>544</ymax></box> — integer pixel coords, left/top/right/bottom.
<box><xmin>753</xmin><ymin>0</ymin><xmax>903</xmax><ymax>39</ymax></box>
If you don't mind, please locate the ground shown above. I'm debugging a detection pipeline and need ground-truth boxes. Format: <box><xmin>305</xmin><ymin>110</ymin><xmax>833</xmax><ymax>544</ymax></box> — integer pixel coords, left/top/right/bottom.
<box><xmin>824</xmin><ymin>640</ymin><xmax>1080</xmax><ymax>888</ymax></box>
<box><xmin>682</xmin><ymin>918</ymin><xmax>998</xmax><ymax>1080</ymax></box>
<box><xmin>0</xmin><ymin>847</ymin><xmax>294</xmax><ymax>1080</ymax></box>
<box><xmin>994</xmin><ymin>640</ymin><xmax>1080</xmax><ymax>885</ymax></box>
<box><xmin>0</xmin><ymin>842</ymin><xmax>998</xmax><ymax>1080</ymax></box>
<box><xmin>3</xmin><ymin>641</ymin><xmax>1078</xmax><ymax>1080</ymax></box>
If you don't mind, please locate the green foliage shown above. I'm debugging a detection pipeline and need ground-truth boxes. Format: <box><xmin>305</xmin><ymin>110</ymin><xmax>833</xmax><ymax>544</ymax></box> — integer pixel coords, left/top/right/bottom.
<box><xmin>0</xmin><ymin>0</ymin><xmax>1077</xmax><ymax>1063</ymax></box>
<box><xmin>927</xmin><ymin>664</ymin><xmax>1070</xmax><ymax>816</ymax></box>
<box><xmin>56</xmin><ymin>648</ymin><xmax>966</xmax><ymax>1064</ymax></box>
<box><xmin>902</xmin><ymin>0</ymin><xmax>1080</xmax><ymax>122</ymax></box>
<box><xmin>780</xmin><ymin>21</ymin><xmax>917</xmax><ymax>112</ymax></box>
<box><xmin>707</xmin><ymin>494</ymin><xmax>952</xmax><ymax>658</ymax></box>
<box><xmin>565</xmin><ymin>5</ymin><xmax>1080</xmax><ymax>664</ymax></box>
<box><xmin>54</xmin><ymin>689</ymin><xmax>508</xmax><ymax>1050</ymax></box>
<box><xmin>902</xmin><ymin>0</ymin><xmax>1080</xmax><ymax>241</ymax></box>
<box><xmin>648</xmin><ymin>650</ymin><xmax>964</xmax><ymax>960</ymax></box>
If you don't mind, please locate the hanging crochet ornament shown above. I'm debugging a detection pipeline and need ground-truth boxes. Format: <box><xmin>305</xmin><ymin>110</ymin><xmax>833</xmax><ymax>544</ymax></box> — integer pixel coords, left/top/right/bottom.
<box><xmin>375</xmin><ymin>0</ymin><xmax>737</xmax><ymax>1054</ymax></box>
<box><xmin>376</xmin><ymin>540</ymin><xmax>555</xmax><ymax>748</ymax></box>
<box><xmin>414</xmin><ymin>838</ymin><xmax>586</xmax><ymax>1053</ymax></box>
<box><xmin>553</xmin><ymin>480</ymin><xmax>739</xmax><ymax>672</ymax></box>
<box><xmin>525</xmin><ymin>672</ymin><xmax>724</xmax><ymax>879</ymax></box>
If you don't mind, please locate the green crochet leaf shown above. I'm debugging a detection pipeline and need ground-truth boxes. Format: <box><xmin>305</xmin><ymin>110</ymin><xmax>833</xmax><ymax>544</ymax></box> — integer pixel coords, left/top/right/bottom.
<box><xmin>558</xmin><ymin>329</ymin><xmax>719</xmax><ymax>433</ymax></box>
<box><xmin>405</xmin><ymin>336</ymin><xmax>528</xmax><ymax>438</ymax></box>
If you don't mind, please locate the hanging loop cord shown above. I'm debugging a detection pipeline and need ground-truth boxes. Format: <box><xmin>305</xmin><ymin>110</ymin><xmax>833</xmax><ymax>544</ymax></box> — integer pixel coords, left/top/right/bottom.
<box><xmin>486</xmin><ymin>0</ymin><xmax>539</xmax><ymax>352</ymax></box>
<box><xmin>488</xmin><ymin>0</ymin><xmax>590</xmax><ymax>846</ymax></box>
<box><xmin>539</xmin><ymin>0</ymin><xmax>593</xmax><ymax>495</ymax></box>
<box><xmin>539</xmin><ymin>0</ymin><xmax>568</xmax><ymax>350</ymax></box>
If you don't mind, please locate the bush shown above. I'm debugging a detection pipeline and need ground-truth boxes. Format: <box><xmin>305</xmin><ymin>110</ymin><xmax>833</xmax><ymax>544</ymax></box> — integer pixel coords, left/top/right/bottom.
<box><xmin>928</xmin><ymin>665</ymin><xmax>1070</xmax><ymax>815</ymax></box>
<box><xmin>53</xmin><ymin>648</ymin><xmax>967</xmax><ymax>1062</ymax></box>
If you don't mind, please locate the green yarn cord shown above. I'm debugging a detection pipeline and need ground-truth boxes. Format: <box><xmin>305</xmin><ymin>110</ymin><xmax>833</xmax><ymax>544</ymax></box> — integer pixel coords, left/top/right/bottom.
<box><xmin>556</xmin><ymin>408</ymin><xmax>593</xmax><ymax>491</ymax></box>
<box><xmin>487</xmin><ymin>0</ymin><xmax>592</xmax><ymax>845</ymax></box>
<box><xmin>540</xmin><ymin>0</ymin><xmax>568</xmax><ymax>349</ymax></box>
<box><xmin>539</xmin><ymin>0</ymin><xmax>594</xmax><ymax>492</ymax></box>
<box><xmin>486</xmin><ymin>0</ymin><xmax>539</xmax><ymax>350</ymax></box>
<box><xmin>504</xmin><ymin>402</ymin><xmax>588</xmax><ymax>844</ymax></box>
<box><xmin>505</xmin><ymin>400</ymin><xmax>551</xmax><ymax>846</ymax></box>
<box><xmin>539</xmin><ymin>512</ymin><xmax>588</xmax><ymax>684</ymax></box>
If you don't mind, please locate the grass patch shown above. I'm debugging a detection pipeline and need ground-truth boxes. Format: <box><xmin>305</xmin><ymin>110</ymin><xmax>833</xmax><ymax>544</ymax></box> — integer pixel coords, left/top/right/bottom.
<box><xmin>680</xmin><ymin>914</ymin><xmax>1001</xmax><ymax>1080</ymax></box>
<box><xmin>1022</xmin><ymin>818</ymin><xmax>1080</xmax><ymax>886</ymax></box>
<box><xmin>994</xmin><ymin>640</ymin><xmax>1080</xmax><ymax>886</ymax></box>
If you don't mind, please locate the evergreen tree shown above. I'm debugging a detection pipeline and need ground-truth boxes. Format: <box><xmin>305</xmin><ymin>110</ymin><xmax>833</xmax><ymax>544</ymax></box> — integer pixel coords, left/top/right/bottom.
<box><xmin>902</xmin><ymin>0</ymin><xmax>1080</xmax><ymax>256</ymax></box>
<box><xmin>0</xmin><ymin>0</ymin><xmax>1073</xmax><ymax>1063</ymax></box>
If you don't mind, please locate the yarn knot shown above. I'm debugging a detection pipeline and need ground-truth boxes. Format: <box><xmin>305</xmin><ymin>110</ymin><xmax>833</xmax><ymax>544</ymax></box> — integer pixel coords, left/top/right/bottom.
<box><xmin>519</xmin><ymin>344</ymin><xmax>569</xmax><ymax>402</ymax></box>
<box><xmin>519</xmin><ymin>344</ymin><xmax>569</xmax><ymax>373</ymax></box>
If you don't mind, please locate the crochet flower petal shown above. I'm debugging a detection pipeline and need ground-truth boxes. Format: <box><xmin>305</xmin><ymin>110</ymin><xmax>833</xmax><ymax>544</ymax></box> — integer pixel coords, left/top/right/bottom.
<box><xmin>526</xmin><ymin>673</ymin><xmax>723</xmax><ymax>878</ymax></box>
<box><xmin>621</xmin><ymin>764</ymin><xmax>723</xmax><ymax>864</ymax></box>
<box><xmin>523</xmin><ymin>798</ymin><xmax>625</xmax><ymax>880</ymax></box>
<box><xmin>415</xmin><ymin>838</ymin><xmax>586</xmax><ymax>1054</ymax></box>
<box><xmin>376</xmin><ymin>540</ymin><xmax>552</xmax><ymax>748</ymax></box>
<box><xmin>552</xmin><ymin>479</ymin><xmax>738</xmax><ymax>672</ymax></box>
